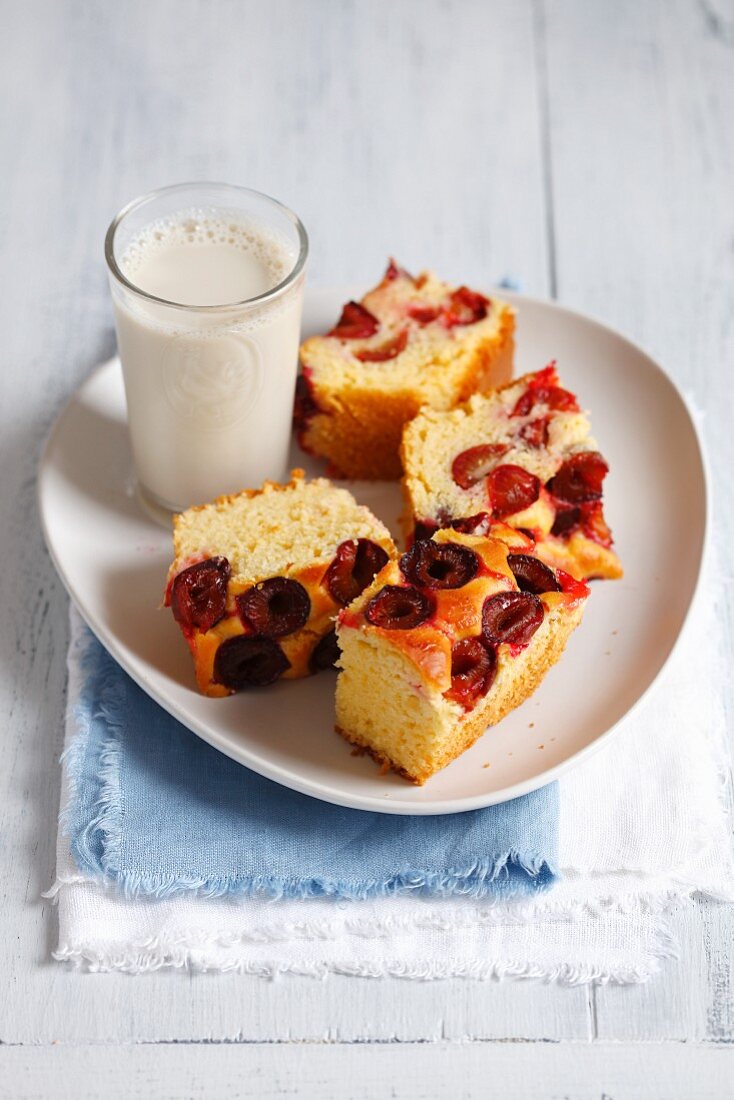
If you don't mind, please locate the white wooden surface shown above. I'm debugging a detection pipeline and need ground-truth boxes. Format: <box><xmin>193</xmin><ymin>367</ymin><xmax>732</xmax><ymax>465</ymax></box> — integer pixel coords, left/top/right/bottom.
<box><xmin>1</xmin><ymin>0</ymin><xmax>733</xmax><ymax>1095</ymax></box>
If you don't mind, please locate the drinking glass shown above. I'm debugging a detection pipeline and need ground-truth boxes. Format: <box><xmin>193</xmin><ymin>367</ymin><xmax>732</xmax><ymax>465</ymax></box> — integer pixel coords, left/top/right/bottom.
<box><xmin>105</xmin><ymin>182</ymin><xmax>308</xmax><ymax>517</ymax></box>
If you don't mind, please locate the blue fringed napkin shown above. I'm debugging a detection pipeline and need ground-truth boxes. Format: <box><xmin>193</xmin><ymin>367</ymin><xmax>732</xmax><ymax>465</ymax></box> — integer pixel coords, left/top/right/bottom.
<box><xmin>63</xmin><ymin>619</ymin><xmax>558</xmax><ymax>902</ymax></box>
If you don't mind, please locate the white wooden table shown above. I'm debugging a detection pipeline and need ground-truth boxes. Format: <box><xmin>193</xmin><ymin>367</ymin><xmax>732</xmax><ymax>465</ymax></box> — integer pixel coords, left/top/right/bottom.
<box><xmin>2</xmin><ymin>1</ymin><xmax>733</xmax><ymax>1095</ymax></box>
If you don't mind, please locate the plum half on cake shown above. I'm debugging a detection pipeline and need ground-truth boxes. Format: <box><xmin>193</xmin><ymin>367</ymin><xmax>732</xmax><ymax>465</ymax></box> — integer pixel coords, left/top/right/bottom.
<box><xmin>165</xmin><ymin>470</ymin><xmax>395</xmax><ymax>696</ymax></box>
<box><xmin>335</xmin><ymin>525</ymin><xmax>589</xmax><ymax>784</ymax></box>
<box><xmin>295</xmin><ymin>260</ymin><xmax>515</xmax><ymax>480</ymax></box>
<box><xmin>401</xmin><ymin>363</ymin><xmax>622</xmax><ymax>581</ymax></box>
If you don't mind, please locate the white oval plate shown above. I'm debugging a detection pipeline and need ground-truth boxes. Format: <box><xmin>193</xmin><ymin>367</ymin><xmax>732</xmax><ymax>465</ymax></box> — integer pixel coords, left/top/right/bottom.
<box><xmin>39</xmin><ymin>288</ymin><xmax>707</xmax><ymax>814</ymax></box>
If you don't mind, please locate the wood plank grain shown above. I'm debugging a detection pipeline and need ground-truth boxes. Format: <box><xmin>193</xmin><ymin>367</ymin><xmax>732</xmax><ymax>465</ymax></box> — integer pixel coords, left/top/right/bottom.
<box><xmin>542</xmin><ymin>0</ymin><xmax>734</xmax><ymax>1042</ymax></box>
<box><xmin>1</xmin><ymin>1042</ymin><xmax>733</xmax><ymax>1100</ymax></box>
<box><xmin>0</xmin><ymin>967</ymin><xmax>591</xmax><ymax>1045</ymax></box>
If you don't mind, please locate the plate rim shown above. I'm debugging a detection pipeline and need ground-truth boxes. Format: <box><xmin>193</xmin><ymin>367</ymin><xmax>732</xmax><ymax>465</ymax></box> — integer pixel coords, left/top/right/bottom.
<box><xmin>38</xmin><ymin>288</ymin><xmax>709</xmax><ymax>815</ymax></box>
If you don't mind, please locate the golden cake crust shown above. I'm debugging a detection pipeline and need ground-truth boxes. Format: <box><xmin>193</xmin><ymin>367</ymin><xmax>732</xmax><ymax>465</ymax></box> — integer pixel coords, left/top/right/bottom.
<box><xmin>336</xmin><ymin>607</ymin><xmax>581</xmax><ymax>787</ymax></box>
<box><xmin>400</xmin><ymin>365</ymin><xmax>623</xmax><ymax>581</ymax></box>
<box><xmin>166</xmin><ymin>470</ymin><xmax>395</xmax><ymax>696</ymax></box>
<box><xmin>297</xmin><ymin>265</ymin><xmax>515</xmax><ymax>480</ymax></box>
<box><xmin>335</xmin><ymin>528</ymin><xmax>588</xmax><ymax>783</ymax></box>
<box><xmin>336</xmin><ymin>602</ymin><xmax>582</xmax><ymax>784</ymax></box>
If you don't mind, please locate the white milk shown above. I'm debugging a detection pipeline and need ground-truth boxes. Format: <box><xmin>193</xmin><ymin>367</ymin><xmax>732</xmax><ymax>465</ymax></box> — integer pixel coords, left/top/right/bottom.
<box><xmin>110</xmin><ymin>212</ymin><xmax>303</xmax><ymax>512</ymax></box>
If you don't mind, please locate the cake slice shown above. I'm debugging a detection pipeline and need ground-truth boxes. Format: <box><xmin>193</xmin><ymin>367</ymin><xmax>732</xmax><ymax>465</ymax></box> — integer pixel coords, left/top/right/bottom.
<box><xmin>295</xmin><ymin>260</ymin><xmax>515</xmax><ymax>480</ymax></box>
<box><xmin>335</xmin><ymin>526</ymin><xmax>589</xmax><ymax>784</ymax></box>
<box><xmin>165</xmin><ymin>470</ymin><xmax>395</xmax><ymax>696</ymax></box>
<box><xmin>401</xmin><ymin>363</ymin><xmax>622</xmax><ymax>581</ymax></box>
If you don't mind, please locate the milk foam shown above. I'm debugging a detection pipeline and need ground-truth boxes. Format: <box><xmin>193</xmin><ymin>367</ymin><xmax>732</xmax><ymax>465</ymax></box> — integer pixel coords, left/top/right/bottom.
<box><xmin>120</xmin><ymin>211</ymin><xmax>296</xmax><ymax>308</ymax></box>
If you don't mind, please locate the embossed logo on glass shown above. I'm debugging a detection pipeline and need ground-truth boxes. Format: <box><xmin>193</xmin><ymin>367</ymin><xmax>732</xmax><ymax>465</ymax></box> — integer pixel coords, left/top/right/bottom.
<box><xmin>161</xmin><ymin>333</ymin><xmax>263</xmax><ymax>429</ymax></box>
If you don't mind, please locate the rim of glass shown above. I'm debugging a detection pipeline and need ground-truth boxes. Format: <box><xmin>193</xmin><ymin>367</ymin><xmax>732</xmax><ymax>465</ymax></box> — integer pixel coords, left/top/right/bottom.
<box><xmin>104</xmin><ymin>182</ymin><xmax>309</xmax><ymax>312</ymax></box>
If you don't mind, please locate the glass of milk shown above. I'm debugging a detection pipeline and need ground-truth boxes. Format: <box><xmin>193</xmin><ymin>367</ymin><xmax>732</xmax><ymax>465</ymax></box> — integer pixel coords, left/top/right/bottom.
<box><xmin>105</xmin><ymin>182</ymin><xmax>308</xmax><ymax>517</ymax></box>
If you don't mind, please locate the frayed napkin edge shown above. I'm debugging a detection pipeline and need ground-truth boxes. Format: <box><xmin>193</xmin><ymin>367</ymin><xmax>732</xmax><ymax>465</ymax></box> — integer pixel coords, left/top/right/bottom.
<box><xmin>50</xmin><ymin>938</ymin><xmax>675</xmax><ymax>984</ymax></box>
